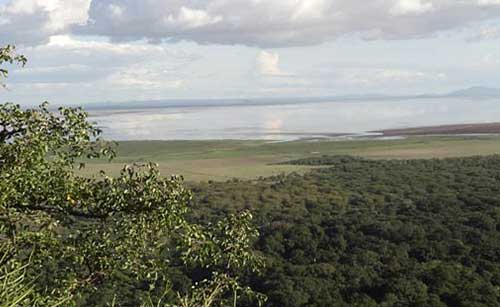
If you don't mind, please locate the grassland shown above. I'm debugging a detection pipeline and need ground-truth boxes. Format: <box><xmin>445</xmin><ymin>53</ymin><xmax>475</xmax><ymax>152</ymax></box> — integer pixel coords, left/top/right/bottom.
<box><xmin>80</xmin><ymin>135</ymin><xmax>500</xmax><ymax>181</ymax></box>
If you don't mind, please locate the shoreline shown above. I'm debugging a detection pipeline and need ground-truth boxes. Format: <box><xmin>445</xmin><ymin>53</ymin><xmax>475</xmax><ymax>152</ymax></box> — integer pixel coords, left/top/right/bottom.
<box><xmin>102</xmin><ymin>122</ymin><xmax>500</xmax><ymax>142</ymax></box>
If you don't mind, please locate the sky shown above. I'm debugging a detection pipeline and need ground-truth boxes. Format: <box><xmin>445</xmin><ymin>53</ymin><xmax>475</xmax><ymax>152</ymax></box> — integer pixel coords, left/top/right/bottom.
<box><xmin>1</xmin><ymin>0</ymin><xmax>500</xmax><ymax>106</ymax></box>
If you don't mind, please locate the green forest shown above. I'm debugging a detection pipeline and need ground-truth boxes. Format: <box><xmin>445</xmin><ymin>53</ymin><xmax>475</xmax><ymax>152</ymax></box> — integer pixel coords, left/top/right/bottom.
<box><xmin>2</xmin><ymin>46</ymin><xmax>500</xmax><ymax>306</ymax></box>
<box><xmin>191</xmin><ymin>155</ymin><xmax>500</xmax><ymax>306</ymax></box>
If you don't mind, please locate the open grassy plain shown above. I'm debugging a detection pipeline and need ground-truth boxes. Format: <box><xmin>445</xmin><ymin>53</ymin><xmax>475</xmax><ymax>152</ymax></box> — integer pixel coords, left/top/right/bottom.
<box><xmin>80</xmin><ymin>135</ymin><xmax>500</xmax><ymax>181</ymax></box>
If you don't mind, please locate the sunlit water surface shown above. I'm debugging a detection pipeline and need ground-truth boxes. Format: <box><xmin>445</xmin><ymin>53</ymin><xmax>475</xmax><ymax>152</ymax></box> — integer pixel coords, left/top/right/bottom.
<box><xmin>89</xmin><ymin>98</ymin><xmax>500</xmax><ymax>141</ymax></box>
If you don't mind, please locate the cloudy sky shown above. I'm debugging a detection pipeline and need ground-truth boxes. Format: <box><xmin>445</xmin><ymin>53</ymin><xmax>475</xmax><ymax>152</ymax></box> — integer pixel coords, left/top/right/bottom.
<box><xmin>1</xmin><ymin>0</ymin><xmax>500</xmax><ymax>106</ymax></box>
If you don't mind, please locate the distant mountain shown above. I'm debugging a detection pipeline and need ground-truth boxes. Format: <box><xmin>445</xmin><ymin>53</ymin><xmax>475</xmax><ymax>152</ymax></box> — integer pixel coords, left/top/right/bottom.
<box><xmin>77</xmin><ymin>87</ymin><xmax>499</xmax><ymax>111</ymax></box>
<box><xmin>81</xmin><ymin>95</ymin><xmax>392</xmax><ymax>111</ymax></box>
<box><xmin>447</xmin><ymin>86</ymin><xmax>500</xmax><ymax>98</ymax></box>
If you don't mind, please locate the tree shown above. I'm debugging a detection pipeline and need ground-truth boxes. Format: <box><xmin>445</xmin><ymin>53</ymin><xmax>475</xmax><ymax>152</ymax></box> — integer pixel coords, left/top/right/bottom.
<box><xmin>0</xmin><ymin>45</ymin><xmax>27</xmax><ymax>88</ymax></box>
<box><xmin>0</xmin><ymin>46</ymin><xmax>264</xmax><ymax>306</ymax></box>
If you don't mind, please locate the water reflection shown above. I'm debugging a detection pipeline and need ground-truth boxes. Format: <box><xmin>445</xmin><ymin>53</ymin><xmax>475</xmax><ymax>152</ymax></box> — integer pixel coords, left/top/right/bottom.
<box><xmin>89</xmin><ymin>98</ymin><xmax>500</xmax><ymax>140</ymax></box>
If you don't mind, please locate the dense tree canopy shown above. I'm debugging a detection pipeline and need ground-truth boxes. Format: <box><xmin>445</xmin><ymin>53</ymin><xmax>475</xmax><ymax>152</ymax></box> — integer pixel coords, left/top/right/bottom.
<box><xmin>191</xmin><ymin>156</ymin><xmax>500</xmax><ymax>306</ymax></box>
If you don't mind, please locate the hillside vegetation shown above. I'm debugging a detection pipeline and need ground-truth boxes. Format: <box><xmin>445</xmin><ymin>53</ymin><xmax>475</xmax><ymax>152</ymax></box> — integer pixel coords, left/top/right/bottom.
<box><xmin>191</xmin><ymin>156</ymin><xmax>500</xmax><ymax>306</ymax></box>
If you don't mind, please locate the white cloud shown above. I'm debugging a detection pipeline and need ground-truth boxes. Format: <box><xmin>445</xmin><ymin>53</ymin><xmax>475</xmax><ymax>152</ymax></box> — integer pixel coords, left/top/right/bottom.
<box><xmin>106</xmin><ymin>66</ymin><xmax>185</xmax><ymax>90</ymax></box>
<box><xmin>107</xmin><ymin>4</ymin><xmax>124</xmax><ymax>18</ymax></box>
<box><xmin>255</xmin><ymin>50</ymin><xmax>311</xmax><ymax>92</ymax></box>
<box><xmin>257</xmin><ymin>51</ymin><xmax>283</xmax><ymax>76</ymax></box>
<box><xmin>75</xmin><ymin>0</ymin><xmax>500</xmax><ymax>48</ymax></box>
<box><xmin>340</xmin><ymin>68</ymin><xmax>447</xmax><ymax>86</ymax></box>
<box><xmin>483</xmin><ymin>53</ymin><xmax>500</xmax><ymax>64</ymax></box>
<box><xmin>467</xmin><ymin>26</ymin><xmax>500</xmax><ymax>41</ymax></box>
<box><xmin>165</xmin><ymin>7</ymin><xmax>222</xmax><ymax>30</ymax></box>
<box><xmin>390</xmin><ymin>0</ymin><xmax>434</xmax><ymax>16</ymax></box>
<box><xmin>0</xmin><ymin>0</ymin><xmax>90</xmax><ymax>45</ymax></box>
<box><xmin>291</xmin><ymin>0</ymin><xmax>326</xmax><ymax>21</ymax></box>
<box><xmin>3</xmin><ymin>35</ymin><xmax>198</xmax><ymax>104</ymax></box>
<box><xmin>45</xmin><ymin>35</ymin><xmax>173</xmax><ymax>56</ymax></box>
<box><xmin>477</xmin><ymin>0</ymin><xmax>500</xmax><ymax>5</ymax></box>
<box><xmin>2</xmin><ymin>0</ymin><xmax>500</xmax><ymax>47</ymax></box>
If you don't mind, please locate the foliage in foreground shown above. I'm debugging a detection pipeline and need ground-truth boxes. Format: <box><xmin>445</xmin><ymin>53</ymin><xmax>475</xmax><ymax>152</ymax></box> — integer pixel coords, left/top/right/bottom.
<box><xmin>0</xmin><ymin>102</ymin><xmax>264</xmax><ymax>306</ymax></box>
<box><xmin>0</xmin><ymin>45</ymin><xmax>26</xmax><ymax>88</ymax></box>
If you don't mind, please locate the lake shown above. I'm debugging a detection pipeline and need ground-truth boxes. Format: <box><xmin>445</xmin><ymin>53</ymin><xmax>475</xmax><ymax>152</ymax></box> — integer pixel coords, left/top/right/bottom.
<box><xmin>89</xmin><ymin>97</ymin><xmax>500</xmax><ymax>141</ymax></box>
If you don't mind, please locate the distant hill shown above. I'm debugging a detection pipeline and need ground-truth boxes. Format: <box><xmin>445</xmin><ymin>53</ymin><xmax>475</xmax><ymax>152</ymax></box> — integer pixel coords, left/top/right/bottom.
<box><xmin>447</xmin><ymin>86</ymin><xmax>500</xmax><ymax>98</ymax></box>
<box><xmin>80</xmin><ymin>95</ymin><xmax>391</xmax><ymax>111</ymax></box>
<box><xmin>77</xmin><ymin>87</ymin><xmax>499</xmax><ymax>111</ymax></box>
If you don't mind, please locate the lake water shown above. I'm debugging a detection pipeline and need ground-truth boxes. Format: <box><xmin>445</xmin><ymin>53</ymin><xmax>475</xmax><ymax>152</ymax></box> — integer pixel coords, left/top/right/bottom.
<box><xmin>89</xmin><ymin>97</ymin><xmax>500</xmax><ymax>141</ymax></box>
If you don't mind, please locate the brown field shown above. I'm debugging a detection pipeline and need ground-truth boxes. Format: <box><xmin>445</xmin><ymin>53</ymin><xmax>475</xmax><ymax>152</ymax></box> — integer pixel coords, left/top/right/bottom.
<box><xmin>80</xmin><ymin>135</ymin><xmax>500</xmax><ymax>182</ymax></box>
<box><xmin>377</xmin><ymin>122</ymin><xmax>500</xmax><ymax>136</ymax></box>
